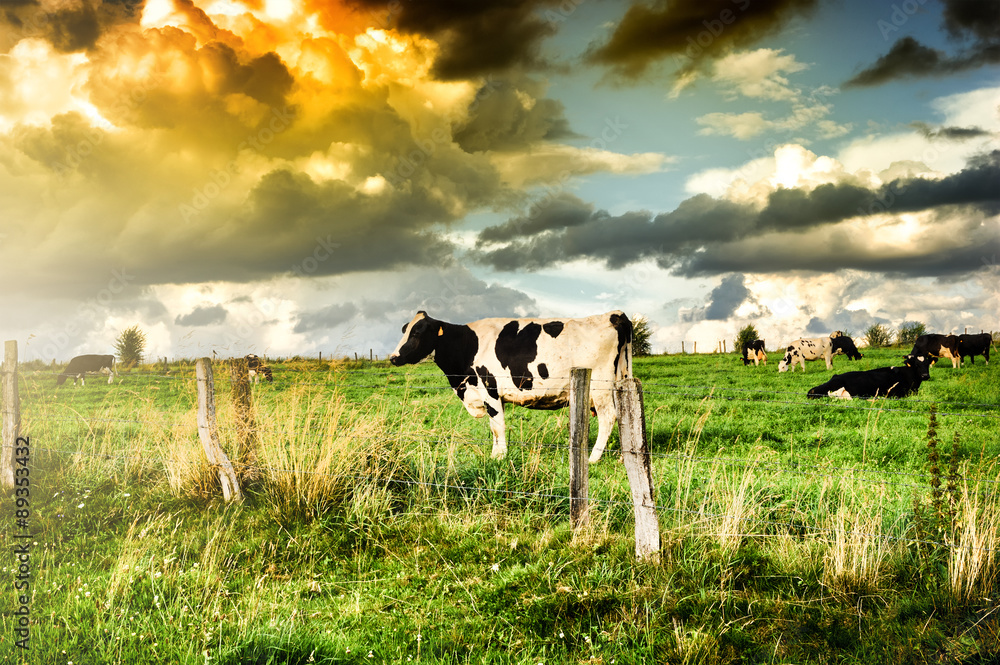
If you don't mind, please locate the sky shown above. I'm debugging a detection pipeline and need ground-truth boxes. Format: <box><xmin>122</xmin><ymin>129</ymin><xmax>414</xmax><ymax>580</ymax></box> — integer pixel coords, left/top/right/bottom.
<box><xmin>1</xmin><ymin>0</ymin><xmax>998</xmax><ymax>362</ymax></box>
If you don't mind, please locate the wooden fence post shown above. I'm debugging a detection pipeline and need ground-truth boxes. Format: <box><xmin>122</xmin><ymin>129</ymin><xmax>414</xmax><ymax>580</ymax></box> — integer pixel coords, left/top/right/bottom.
<box><xmin>1</xmin><ymin>340</ymin><xmax>19</xmax><ymax>490</ymax></box>
<box><xmin>569</xmin><ymin>367</ymin><xmax>591</xmax><ymax>530</ymax></box>
<box><xmin>228</xmin><ymin>357</ymin><xmax>259</xmax><ymax>482</ymax></box>
<box><xmin>615</xmin><ymin>377</ymin><xmax>661</xmax><ymax>562</ymax></box>
<box><xmin>196</xmin><ymin>358</ymin><xmax>242</xmax><ymax>503</ymax></box>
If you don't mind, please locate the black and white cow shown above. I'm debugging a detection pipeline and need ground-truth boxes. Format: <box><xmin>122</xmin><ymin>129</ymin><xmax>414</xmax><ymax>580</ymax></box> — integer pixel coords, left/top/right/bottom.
<box><xmin>389</xmin><ymin>310</ymin><xmax>633</xmax><ymax>463</ymax></box>
<box><xmin>778</xmin><ymin>334</ymin><xmax>863</xmax><ymax>372</ymax></box>
<box><xmin>741</xmin><ymin>339</ymin><xmax>767</xmax><ymax>366</ymax></box>
<box><xmin>957</xmin><ymin>333</ymin><xmax>991</xmax><ymax>365</ymax></box>
<box><xmin>806</xmin><ymin>354</ymin><xmax>933</xmax><ymax>399</ymax></box>
<box><xmin>910</xmin><ymin>334</ymin><xmax>960</xmax><ymax>368</ymax></box>
<box><xmin>246</xmin><ymin>354</ymin><xmax>273</xmax><ymax>383</ymax></box>
<box><xmin>57</xmin><ymin>354</ymin><xmax>116</xmax><ymax>386</ymax></box>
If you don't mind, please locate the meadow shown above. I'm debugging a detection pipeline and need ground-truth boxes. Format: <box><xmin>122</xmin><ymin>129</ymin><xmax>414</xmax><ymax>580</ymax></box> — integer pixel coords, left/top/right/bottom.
<box><xmin>2</xmin><ymin>347</ymin><xmax>1000</xmax><ymax>664</ymax></box>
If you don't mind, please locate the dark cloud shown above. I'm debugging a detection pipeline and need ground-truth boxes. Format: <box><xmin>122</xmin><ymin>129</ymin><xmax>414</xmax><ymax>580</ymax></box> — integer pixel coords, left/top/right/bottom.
<box><xmin>586</xmin><ymin>0</ymin><xmax>820</xmax><ymax>81</ymax></box>
<box><xmin>293</xmin><ymin>303</ymin><xmax>359</xmax><ymax>333</ymax></box>
<box><xmin>841</xmin><ymin>37</ymin><xmax>1000</xmax><ymax>87</ymax></box>
<box><xmin>910</xmin><ymin>121</ymin><xmax>993</xmax><ymax>140</ymax></box>
<box><xmin>705</xmin><ymin>274</ymin><xmax>749</xmax><ymax>320</ymax></box>
<box><xmin>474</xmin><ymin>151</ymin><xmax>1000</xmax><ymax>278</ymax></box>
<box><xmin>1</xmin><ymin>0</ymin><xmax>143</xmax><ymax>53</ymax></box>
<box><xmin>941</xmin><ymin>0</ymin><xmax>1000</xmax><ymax>42</ymax></box>
<box><xmin>346</xmin><ymin>0</ymin><xmax>559</xmax><ymax>79</ymax></box>
<box><xmin>845</xmin><ymin>0</ymin><xmax>1000</xmax><ymax>87</ymax></box>
<box><xmin>175</xmin><ymin>305</ymin><xmax>228</xmax><ymax>327</ymax></box>
<box><xmin>805</xmin><ymin>310</ymin><xmax>887</xmax><ymax>336</ymax></box>
<box><xmin>453</xmin><ymin>78</ymin><xmax>578</xmax><ymax>153</ymax></box>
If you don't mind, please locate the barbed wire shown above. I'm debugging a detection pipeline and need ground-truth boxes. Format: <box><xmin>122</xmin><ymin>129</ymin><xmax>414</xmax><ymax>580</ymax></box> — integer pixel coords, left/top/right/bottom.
<box><xmin>14</xmin><ymin>440</ymin><xmax>993</xmax><ymax>555</ymax></box>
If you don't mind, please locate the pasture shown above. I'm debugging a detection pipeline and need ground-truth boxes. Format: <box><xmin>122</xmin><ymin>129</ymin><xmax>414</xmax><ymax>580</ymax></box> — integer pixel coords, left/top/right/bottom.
<box><xmin>3</xmin><ymin>348</ymin><xmax>1000</xmax><ymax>664</ymax></box>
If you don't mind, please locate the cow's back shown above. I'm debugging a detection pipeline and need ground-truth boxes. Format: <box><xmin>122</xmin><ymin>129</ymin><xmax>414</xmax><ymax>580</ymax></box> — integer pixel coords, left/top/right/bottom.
<box><xmin>468</xmin><ymin>311</ymin><xmax>631</xmax><ymax>405</ymax></box>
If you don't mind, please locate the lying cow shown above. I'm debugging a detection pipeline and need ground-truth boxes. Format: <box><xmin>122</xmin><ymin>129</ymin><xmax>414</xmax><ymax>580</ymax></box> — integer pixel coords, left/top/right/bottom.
<box><xmin>390</xmin><ymin>310</ymin><xmax>633</xmax><ymax>463</ymax></box>
<box><xmin>246</xmin><ymin>354</ymin><xmax>273</xmax><ymax>383</ymax></box>
<box><xmin>957</xmin><ymin>333</ymin><xmax>991</xmax><ymax>365</ymax></box>
<box><xmin>806</xmin><ymin>354</ymin><xmax>932</xmax><ymax>399</ymax></box>
<box><xmin>57</xmin><ymin>354</ymin><xmax>116</xmax><ymax>386</ymax></box>
<box><xmin>741</xmin><ymin>339</ymin><xmax>767</xmax><ymax>366</ymax></box>
<box><xmin>910</xmin><ymin>334</ymin><xmax>960</xmax><ymax>368</ymax></box>
<box><xmin>778</xmin><ymin>334</ymin><xmax>863</xmax><ymax>372</ymax></box>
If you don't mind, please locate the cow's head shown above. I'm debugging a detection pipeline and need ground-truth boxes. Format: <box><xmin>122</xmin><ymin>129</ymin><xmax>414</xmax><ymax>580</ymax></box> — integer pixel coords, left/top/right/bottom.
<box><xmin>832</xmin><ymin>335</ymin><xmax>863</xmax><ymax>360</ymax></box>
<box><xmin>777</xmin><ymin>347</ymin><xmax>796</xmax><ymax>373</ymax></box>
<box><xmin>903</xmin><ymin>354</ymin><xmax>932</xmax><ymax>381</ymax></box>
<box><xmin>390</xmin><ymin>311</ymin><xmax>441</xmax><ymax>366</ymax></box>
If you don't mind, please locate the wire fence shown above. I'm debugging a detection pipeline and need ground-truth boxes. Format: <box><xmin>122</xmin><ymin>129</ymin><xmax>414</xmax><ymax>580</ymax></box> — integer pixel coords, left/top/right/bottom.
<box><xmin>7</xmin><ymin>358</ymin><xmax>1000</xmax><ymax>557</ymax></box>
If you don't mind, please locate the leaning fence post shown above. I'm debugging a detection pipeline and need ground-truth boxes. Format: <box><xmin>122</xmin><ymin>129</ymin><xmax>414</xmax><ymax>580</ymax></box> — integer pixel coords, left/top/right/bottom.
<box><xmin>616</xmin><ymin>377</ymin><xmax>661</xmax><ymax>562</ymax></box>
<box><xmin>569</xmin><ymin>367</ymin><xmax>592</xmax><ymax>530</ymax></box>
<box><xmin>228</xmin><ymin>357</ymin><xmax>259</xmax><ymax>482</ymax></box>
<box><xmin>196</xmin><ymin>358</ymin><xmax>242</xmax><ymax>503</ymax></box>
<box><xmin>1</xmin><ymin>340</ymin><xmax>19</xmax><ymax>490</ymax></box>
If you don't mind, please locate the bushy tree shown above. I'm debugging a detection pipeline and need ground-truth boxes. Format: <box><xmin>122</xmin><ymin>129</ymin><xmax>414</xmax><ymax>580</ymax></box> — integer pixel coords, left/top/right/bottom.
<box><xmin>863</xmin><ymin>323</ymin><xmax>893</xmax><ymax>349</ymax></box>
<box><xmin>896</xmin><ymin>321</ymin><xmax>927</xmax><ymax>347</ymax></box>
<box><xmin>733</xmin><ymin>324</ymin><xmax>760</xmax><ymax>354</ymax></box>
<box><xmin>631</xmin><ymin>315</ymin><xmax>653</xmax><ymax>356</ymax></box>
<box><xmin>115</xmin><ymin>325</ymin><xmax>147</xmax><ymax>368</ymax></box>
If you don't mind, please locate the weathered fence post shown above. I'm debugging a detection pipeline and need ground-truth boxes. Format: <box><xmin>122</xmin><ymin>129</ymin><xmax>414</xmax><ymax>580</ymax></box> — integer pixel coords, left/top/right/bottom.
<box><xmin>615</xmin><ymin>377</ymin><xmax>661</xmax><ymax>562</ymax></box>
<box><xmin>1</xmin><ymin>340</ymin><xmax>19</xmax><ymax>490</ymax></box>
<box><xmin>196</xmin><ymin>358</ymin><xmax>243</xmax><ymax>503</ymax></box>
<box><xmin>228</xmin><ymin>357</ymin><xmax>259</xmax><ymax>482</ymax></box>
<box><xmin>569</xmin><ymin>367</ymin><xmax>591</xmax><ymax>530</ymax></box>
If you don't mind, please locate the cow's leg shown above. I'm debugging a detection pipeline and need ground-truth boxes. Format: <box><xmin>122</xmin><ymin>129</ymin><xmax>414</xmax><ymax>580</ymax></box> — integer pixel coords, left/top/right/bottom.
<box><xmin>485</xmin><ymin>399</ymin><xmax>507</xmax><ymax>459</ymax></box>
<box><xmin>106</xmin><ymin>368</ymin><xmax>114</xmax><ymax>384</ymax></box>
<box><xmin>588</xmin><ymin>392</ymin><xmax>616</xmax><ymax>464</ymax></box>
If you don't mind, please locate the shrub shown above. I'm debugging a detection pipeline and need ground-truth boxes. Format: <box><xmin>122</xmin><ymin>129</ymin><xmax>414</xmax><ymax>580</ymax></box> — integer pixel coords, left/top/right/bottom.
<box><xmin>897</xmin><ymin>321</ymin><xmax>927</xmax><ymax>347</ymax></box>
<box><xmin>632</xmin><ymin>314</ymin><xmax>653</xmax><ymax>356</ymax></box>
<box><xmin>863</xmin><ymin>324</ymin><xmax>893</xmax><ymax>349</ymax></box>
<box><xmin>733</xmin><ymin>324</ymin><xmax>760</xmax><ymax>354</ymax></box>
<box><xmin>115</xmin><ymin>325</ymin><xmax>147</xmax><ymax>368</ymax></box>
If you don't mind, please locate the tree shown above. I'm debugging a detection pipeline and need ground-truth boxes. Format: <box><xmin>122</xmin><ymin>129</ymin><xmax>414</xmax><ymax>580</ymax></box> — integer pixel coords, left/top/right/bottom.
<box><xmin>896</xmin><ymin>321</ymin><xmax>926</xmax><ymax>347</ymax></box>
<box><xmin>733</xmin><ymin>324</ymin><xmax>760</xmax><ymax>354</ymax></box>
<box><xmin>863</xmin><ymin>323</ymin><xmax>893</xmax><ymax>349</ymax></box>
<box><xmin>631</xmin><ymin>315</ymin><xmax>653</xmax><ymax>356</ymax></box>
<box><xmin>115</xmin><ymin>325</ymin><xmax>147</xmax><ymax>368</ymax></box>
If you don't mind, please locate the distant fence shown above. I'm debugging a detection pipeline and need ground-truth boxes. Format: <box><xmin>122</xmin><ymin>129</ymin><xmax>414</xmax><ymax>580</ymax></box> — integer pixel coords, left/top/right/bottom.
<box><xmin>4</xmin><ymin>339</ymin><xmax>1000</xmax><ymax>560</ymax></box>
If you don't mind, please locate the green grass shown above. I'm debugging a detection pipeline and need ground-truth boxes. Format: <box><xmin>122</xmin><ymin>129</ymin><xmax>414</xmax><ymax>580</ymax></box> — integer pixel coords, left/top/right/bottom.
<box><xmin>2</xmin><ymin>350</ymin><xmax>1000</xmax><ymax>663</ymax></box>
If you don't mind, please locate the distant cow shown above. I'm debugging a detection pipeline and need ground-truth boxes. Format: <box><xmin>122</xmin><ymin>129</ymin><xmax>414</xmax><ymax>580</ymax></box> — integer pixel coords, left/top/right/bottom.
<box><xmin>741</xmin><ymin>339</ymin><xmax>767</xmax><ymax>366</ymax></box>
<box><xmin>246</xmin><ymin>354</ymin><xmax>273</xmax><ymax>383</ymax></box>
<box><xmin>778</xmin><ymin>334</ymin><xmax>863</xmax><ymax>373</ymax></box>
<box><xmin>807</xmin><ymin>354</ymin><xmax>933</xmax><ymax>399</ymax></box>
<box><xmin>910</xmin><ymin>334</ymin><xmax>960</xmax><ymax>368</ymax></box>
<box><xmin>390</xmin><ymin>310</ymin><xmax>633</xmax><ymax>463</ymax></box>
<box><xmin>957</xmin><ymin>333</ymin><xmax>991</xmax><ymax>365</ymax></box>
<box><xmin>57</xmin><ymin>354</ymin><xmax>115</xmax><ymax>386</ymax></box>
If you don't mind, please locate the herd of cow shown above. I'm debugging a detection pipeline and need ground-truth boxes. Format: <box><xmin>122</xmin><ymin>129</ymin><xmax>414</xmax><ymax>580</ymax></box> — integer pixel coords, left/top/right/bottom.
<box><xmin>741</xmin><ymin>331</ymin><xmax>991</xmax><ymax>400</ymax></box>
<box><xmin>54</xmin><ymin>312</ymin><xmax>992</xmax><ymax>464</ymax></box>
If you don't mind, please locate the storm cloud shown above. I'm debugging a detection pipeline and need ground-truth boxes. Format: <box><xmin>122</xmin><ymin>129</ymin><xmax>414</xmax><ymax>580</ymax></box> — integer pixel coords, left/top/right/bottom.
<box><xmin>845</xmin><ymin>0</ymin><xmax>1000</xmax><ymax>87</ymax></box>
<box><xmin>587</xmin><ymin>0</ymin><xmax>820</xmax><ymax>81</ymax></box>
<box><xmin>345</xmin><ymin>0</ymin><xmax>561</xmax><ymax>79</ymax></box>
<box><xmin>474</xmin><ymin>150</ymin><xmax>1000</xmax><ymax>278</ymax></box>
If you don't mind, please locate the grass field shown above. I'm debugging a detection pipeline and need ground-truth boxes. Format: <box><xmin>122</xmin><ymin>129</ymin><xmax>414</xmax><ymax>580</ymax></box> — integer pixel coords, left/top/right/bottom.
<box><xmin>3</xmin><ymin>347</ymin><xmax>1000</xmax><ymax>664</ymax></box>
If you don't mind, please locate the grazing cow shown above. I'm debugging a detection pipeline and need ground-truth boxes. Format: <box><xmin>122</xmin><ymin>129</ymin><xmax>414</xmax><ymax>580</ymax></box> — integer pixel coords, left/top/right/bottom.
<box><xmin>778</xmin><ymin>334</ymin><xmax>863</xmax><ymax>373</ymax></box>
<box><xmin>909</xmin><ymin>334</ymin><xmax>960</xmax><ymax>368</ymax></box>
<box><xmin>389</xmin><ymin>310</ymin><xmax>633</xmax><ymax>463</ymax></box>
<box><xmin>57</xmin><ymin>354</ymin><xmax>115</xmax><ymax>386</ymax></box>
<box><xmin>741</xmin><ymin>339</ymin><xmax>767</xmax><ymax>366</ymax></box>
<box><xmin>957</xmin><ymin>333</ymin><xmax>991</xmax><ymax>365</ymax></box>
<box><xmin>246</xmin><ymin>354</ymin><xmax>273</xmax><ymax>383</ymax></box>
<box><xmin>807</xmin><ymin>354</ymin><xmax>933</xmax><ymax>399</ymax></box>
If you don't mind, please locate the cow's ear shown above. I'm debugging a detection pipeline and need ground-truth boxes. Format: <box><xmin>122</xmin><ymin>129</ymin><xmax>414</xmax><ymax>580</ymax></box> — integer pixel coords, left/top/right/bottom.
<box><xmin>438</xmin><ymin>326</ymin><xmax>444</xmax><ymax>337</ymax></box>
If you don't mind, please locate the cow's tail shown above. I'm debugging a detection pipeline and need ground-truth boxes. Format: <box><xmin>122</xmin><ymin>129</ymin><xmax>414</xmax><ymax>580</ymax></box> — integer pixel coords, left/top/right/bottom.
<box><xmin>609</xmin><ymin>311</ymin><xmax>633</xmax><ymax>380</ymax></box>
